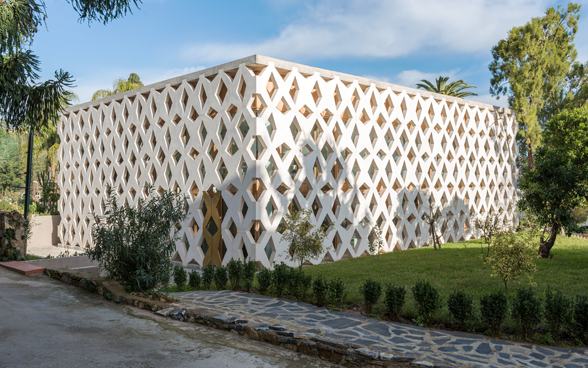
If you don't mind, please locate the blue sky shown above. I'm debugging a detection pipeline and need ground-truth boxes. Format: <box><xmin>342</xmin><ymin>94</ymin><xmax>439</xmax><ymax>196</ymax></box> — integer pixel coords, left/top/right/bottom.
<box><xmin>34</xmin><ymin>0</ymin><xmax>588</xmax><ymax>107</ymax></box>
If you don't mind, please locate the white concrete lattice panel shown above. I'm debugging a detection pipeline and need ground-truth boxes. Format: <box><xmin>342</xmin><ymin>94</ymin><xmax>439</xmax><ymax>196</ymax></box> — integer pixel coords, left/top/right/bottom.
<box><xmin>58</xmin><ymin>55</ymin><xmax>518</xmax><ymax>268</ymax></box>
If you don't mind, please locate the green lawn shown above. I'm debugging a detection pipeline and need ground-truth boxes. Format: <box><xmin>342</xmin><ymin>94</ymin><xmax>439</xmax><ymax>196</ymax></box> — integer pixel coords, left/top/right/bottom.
<box><xmin>303</xmin><ymin>236</ymin><xmax>588</xmax><ymax>308</ymax></box>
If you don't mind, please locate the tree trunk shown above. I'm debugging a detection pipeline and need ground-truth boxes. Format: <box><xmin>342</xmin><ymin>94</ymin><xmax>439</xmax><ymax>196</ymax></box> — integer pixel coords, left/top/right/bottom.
<box><xmin>527</xmin><ymin>136</ymin><xmax>535</xmax><ymax>168</ymax></box>
<box><xmin>539</xmin><ymin>225</ymin><xmax>558</xmax><ymax>259</ymax></box>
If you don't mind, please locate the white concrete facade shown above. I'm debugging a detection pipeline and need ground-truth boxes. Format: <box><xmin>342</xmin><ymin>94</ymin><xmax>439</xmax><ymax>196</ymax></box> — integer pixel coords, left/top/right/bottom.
<box><xmin>58</xmin><ymin>55</ymin><xmax>518</xmax><ymax>268</ymax></box>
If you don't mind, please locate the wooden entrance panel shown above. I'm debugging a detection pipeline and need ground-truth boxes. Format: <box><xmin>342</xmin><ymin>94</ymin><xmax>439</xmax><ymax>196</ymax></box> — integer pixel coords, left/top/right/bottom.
<box><xmin>202</xmin><ymin>191</ymin><xmax>224</xmax><ymax>267</ymax></box>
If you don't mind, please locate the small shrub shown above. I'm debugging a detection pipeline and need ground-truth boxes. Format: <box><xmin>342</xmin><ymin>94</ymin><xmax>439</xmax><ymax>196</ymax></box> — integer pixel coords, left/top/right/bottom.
<box><xmin>227</xmin><ymin>259</ymin><xmax>243</xmax><ymax>291</ymax></box>
<box><xmin>214</xmin><ymin>265</ymin><xmax>228</xmax><ymax>290</ymax></box>
<box><xmin>573</xmin><ymin>295</ymin><xmax>588</xmax><ymax>342</ymax></box>
<box><xmin>188</xmin><ymin>270</ymin><xmax>201</xmax><ymax>289</ymax></box>
<box><xmin>300</xmin><ymin>273</ymin><xmax>313</xmax><ymax>298</ymax></box>
<box><xmin>240</xmin><ymin>261</ymin><xmax>256</xmax><ymax>292</ymax></box>
<box><xmin>287</xmin><ymin>268</ymin><xmax>302</xmax><ymax>297</ymax></box>
<box><xmin>544</xmin><ymin>287</ymin><xmax>572</xmax><ymax>340</ymax></box>
<box><xmin>384</xmin><ymin>284</ymin><xmax>406</xmax><ymax>321</ymax></box>
<box><xmin>278</xmin><ymin>209</ymin><xmax>331</xmax><ymax>269</ymax></box>
<box><xmin>532</xmin><ymin>332</ymin><xmax>556</xmax><ymax>346</ymax></box>
<box><xmin>411</xmin><ymin>280</ymin><xmax>441</xmax><ymax>324</ymax></box>
<box><xmin>511</xmin><ymin>286</ymin><xmax>542</xmax><ymax>337</ymax></box>
<box><xmin>173</xmin><ymin>265</ymin><xmax>187</xmax><ymax>289</ymax></box>
<box><xmin>257</xmin><ymin>268</ymin><xmax>272</xmax><ymax>294</ymax></box>
<box><xmin>272</xmin><ymin>263</ymin><xmax>289</xmax><ymax>298</ymax></box>
<box><xmin>313</xmin><ymin>274</ymin><xmax>328</xmax><ymax>306</ymax></box>
<box><xmin>360</xmin><ymin>279</ymin><xmax>382</xmax><ymax>314</ymax></box>
<box><xmin>480</xmin><ymin>290</ymin><xmax>508</xmax><ymax>336</ymax></box>
<box><xmin>202</xmin><ymin>264</ymin><xmax>215</xmax><ymax>290</ymax></box>
<box><xmin>447</xmin><ymin>290</ymin><xmax>475</xmax><ymax>329</ymax></box>
<box><xmin>328</xmin><ymin>277</ymin><xmax>346</xmax><ymax>307</ymax></box>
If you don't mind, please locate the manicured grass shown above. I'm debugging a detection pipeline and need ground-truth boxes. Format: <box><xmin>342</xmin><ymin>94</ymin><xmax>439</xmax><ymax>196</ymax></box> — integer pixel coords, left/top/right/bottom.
<box><xmin>303</xmin><ymin>236</ymin><xmax>588</xmax><ymax>307</ymax></box>
<box><xmin>25</xmin><ymin>254</ymin><xmax>43</xmax><ymax>260</ymax></box>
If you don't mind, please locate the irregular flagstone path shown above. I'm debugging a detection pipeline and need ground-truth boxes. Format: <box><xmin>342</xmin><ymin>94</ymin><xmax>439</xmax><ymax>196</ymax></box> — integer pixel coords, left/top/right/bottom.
<box><xmin>173</xmin><ymin>290</ymin><xmax>588</xmax><ymax>368</ymax></box>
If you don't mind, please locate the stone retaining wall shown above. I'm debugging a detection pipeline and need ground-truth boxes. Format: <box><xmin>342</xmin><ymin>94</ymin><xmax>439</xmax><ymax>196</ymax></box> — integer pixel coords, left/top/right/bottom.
<box><xmin>44</xmin><ymin>267</ymin><xmax>439</xmax><ymax>368</ymax></box>
<box><xmin>0</xmin><ymin>211</ymin><xmax>26</xmax><ymax>260</ymax></box>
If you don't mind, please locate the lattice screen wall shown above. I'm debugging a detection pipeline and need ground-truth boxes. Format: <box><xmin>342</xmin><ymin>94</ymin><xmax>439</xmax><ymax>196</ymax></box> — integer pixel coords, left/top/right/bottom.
<box><xmin>58</xmin><ymin>56</ymin><xmax>518</xmax><ymax>268</ymax></box>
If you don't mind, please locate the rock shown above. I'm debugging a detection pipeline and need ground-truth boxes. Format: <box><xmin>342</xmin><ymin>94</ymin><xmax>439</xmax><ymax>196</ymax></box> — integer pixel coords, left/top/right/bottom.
<box><xmin>156</xmin><ymin>307</ymin><xmax>175</xmax><ymax>317</ymax></box>
<box><xmin>169</xmin><ymin>309</ymin><xmax>186</xmax><ymax>321</ymax></box>
<box><xmin>354</xmin><ymin>348</ymin><xmax>379</xmax><ymax>360</ymax></box>
<box><xmin>269</xmin><ymin>325</ymin><xmax>286</xmax><ymax>331</ymax></box>
<box><xmin>255</xmin><ymin>324</ymin><xmax>269</xmax><ymax>331</ymax></box>
<box><xmin>411</xmin><ymin>361</ymin><xmax>434</xmax><ymax>367</ymax></box>
<box><xmin>379</xmin><ymin>352</ymin><xmax>394</xmax><ymax>361</ymax></box>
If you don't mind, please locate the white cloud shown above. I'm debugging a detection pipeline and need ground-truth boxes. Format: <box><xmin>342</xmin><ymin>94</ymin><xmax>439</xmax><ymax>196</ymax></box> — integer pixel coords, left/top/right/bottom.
<box><xmin>467</xmin><ymin>94</ymin><xmax>509</xmax><ymax>108</ymax></box>
<box><xmin>181</xmin><ymin>0</ymin><xmax>551</xmax><ymax>63</ymax></box>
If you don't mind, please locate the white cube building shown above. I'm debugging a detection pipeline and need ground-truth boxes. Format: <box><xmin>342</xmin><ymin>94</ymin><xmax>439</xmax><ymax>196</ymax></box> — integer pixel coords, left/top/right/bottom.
<box><xmin>58</xmin><ymin>55</ymin><xmax>518</xmax><ymax>268</ymax></box>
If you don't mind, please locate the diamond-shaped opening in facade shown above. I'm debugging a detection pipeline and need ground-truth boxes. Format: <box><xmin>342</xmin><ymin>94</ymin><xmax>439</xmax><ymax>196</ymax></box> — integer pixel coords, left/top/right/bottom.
<box><xmin>351</xmin><ymin>161</ymin><xmax>360</xmax><ymax>181</ymax></box>
<box><xmin>358</xmin><ymin>108</ymin><xmax>369</xmax><ymax>124</ymax></box>
<box><xmin>311</xmin><ymin>82</ymin><xmax>322</xmax><ymax>105</ymax></box>
<box><xmin>227</xmin><ymin>104</ymin><xmax>239</xmax><ymax>120</ymax></box>
<box><xmin>290</xmin><ymin>118</ymin><xmax>301</xmax><ymax>141</ymax></box>
<box><xmin>359</xmin><ymin>183</ymin><xmax>370</xmax><ymax>198</ymax></box>
<box><xmin>266</xmin><ymin>156</ymin><xmax>277</xmax><ymax>179</ymax></box>
<box><xmin>359</xmin><ymin>216</ymin><xmax>369</xmax><ymax>227</ymax></box>
<box><xmin>350</xmin><ymin>230</ymin><xmax>362</xmax><ymax>253</ymax></box>
<box><xmin>320</xmin><ymin>109</ymin><xmax>333</xmax><ymax>124</ymax></box>
<box><xmin>351</xmin><ymin>125</ymin><xmax>359</xmax><ymax>147</ymax></box>
<box><xmin>332</xmin><ymin>232</ymin><xmax>342</xmax><ymax>251</ymax></box>
<box><xmin>401</xmin><ymin>163</ymin><xmax>408</xmax><ymax>180</ymax></box>
<box><xmin>164</xmin><ymin>129</ymin><xmax>172</xmax><ymax>147</ymax></box>
<box><xmin>359</xmin><ymin>149</ymin><xmax>369</xmax><ymax>159</ymax></box>
<box><xmin>340</xmin><ymin>179</ymin><xmax>352</xmax><ymax>193</ymax></box>
<box><xmin>331</xmin><ymin>159</ymin><xmax>343</xmax><ymax>181</ymax></box>
<box><xmin>250</xmin><ymin>94</ymin><xmax>266</xmax><ymax>117</ymax></box>
<box><xmin>340</xmin><ymin>107</ymin><xmax>352</xmax><ymax>127</ymax></box>
<box><xmin>277</xmin><ymin>183</ymin><xmax>290</xmax><ymax>195</ymax></box>
<box><xmin>156</xmin><ymin>117</ymin><xmax>165</xmax><ymax>128</ymax></box>
<box><xmin>376</xmin><ymin>179</ymin><xmax>386</xmax><ymax>196</ymax></box>
<box><xmin>301</xmin><ymin>144</ymin><xmax>313</xmax><ymax>157</ymax></box>
<box><xmin>237</xmin><ymin>75</ymin><xmax>247</xmax><ymax>100</ymax></box>
<box><xmin>276</xmin><ymin>97</ymin><xmax>290</xmax><ymax>114</ymax></box>
<box><xmin>249</xmin><ymin>136</ymin><xmax>266</xmax><ymax>160</ymax></box>
<box><xmin>299</xmin><ymin>178</ymin><xmax>312</xmax><ymax>200</ymax></box>
<box><xmin>330</xmin><ymin>195</ymin><xmax>340</xmax><ymax>218</ymax></box>
<box><xmin>149</xmin><ymin>166</ymin><xmax>157</xmax><ymax>183</ymax></box>
<box><xmin>289</xmin><ymin>78</ymin><xmax>299</xmax><ymax>100</ymax></box>
<box><xmin>321</xmin><ymin>183</ymin><xmax>333</xmax><ymax>194</ymax></box>
<box><xmin>239</xmin><ymin>117</ymin><xmax>250</xmax><ymax>139</ymax></box>
<box><xmin>351</xmin><ymin>194</ymin><xmax>360</xmax><ymax>215</ymax></box>
<box><xmin>321</xmin><ymin>143</ymin><xmax>333</xmax><ymax>161</ymax></box>
<box><xmin>264</xmin><ymin>238</ymin><xmax>275</xmax><ymax>262</ymax></box>
<box><xmin>265</xmin><ymin>115</ymin><xmax>276</xmax><ymax>140</ymax></box>
<box><xmin>288</xmin><ymin>157</ymin><xmax>301</xmax><ymax>180</ymax></box>
<box><xmin>277</xmin><ymin>143</ymin><xmax>291</xmax><ymax>161</ymax></box>
<box><xmin>123</xmin><ymin>168</ymin><xmax>130</xmax><ymax>184</ymax></box>
<box><xmin>188</xmin><ymin>106</ymin><xmax>199</xmax><ymax>121</ymax></box>
<box><xmin>227</xmin><ymin>218</ymin><xmax>238</xmax><ymax>239</ymax></box>
<box><xmin>249</xmin><ymin>220</ymin><xmax>266</xmax><ymax>243</ymax></box>
<box><xmin>172</xmin><ymin>150</ymin><xmax>182</xmax><ymax>164</ymax></box>
<box><xmin>165</xmin><ymin>164</ymin><xmax>173</xmax><ymax>183</ymax></box>
<box><xmin>218</xmin><ymin>119</ymin><xmax>227</xmax><ymax>142</ymax></box>
<box><xmin>299</xmin><ymin>105</ymin><xmax>313</xmax><ymax>118</ymax></box>
<box><xmin>116</xmin><ymin>122</ymin><xmax>123</xmax><ymax>136</ymax></box>
<box><xmin>199</xmin><ymin>161</ymin><xmax>206</xmax><ymax>180</ymax></box>
<box><xmin>311</xmin><ymin>121</ymin><xmax>323</xmax><ymax>143</ymax></box>
<box><xmin>266</xmin><ymin>73</ymin><xmax>277</xmax><ymax>99</ymax></box>
<box><xmin>266</xmin><ymin>196</ymin><xmax>277</xmax><ymax>223</ymax></box>
<box><xmin>350</xmin><ymin>88</ymin><xmax>361</xmax><ymax>110</ymax></box>
<box><xmin>239</xmin><ymin>157</ymin><xmax>248</xmax><ymax>181</ymax></box>
<box><xmin>312</xmin><ymin>158</ymin><xmax>323</xmax><ymax>180</ymax></box>
<box><xmin>217</xmin><ymin>159</ymin><xmax>228</xmax><ymax>181</ymax></box>
<box><xmin>312</xmin><ymin>197</ymin><xmax>323</xmax><ymax>218</ymax></box>
<box><xmin>206</xmin><ymin>107</ymin><xmax>218</xmax><ymax>119</ymax></box>
<box><xmin>199</xmin><ymin>86</ymin><xmax>208</xmax><ymax>107</ymax></box>
<box><xmin>171</xmin><ymin>114</ymin><xmax>182</xmax><ymax>125</ymax></box>
<box><xmin>224</xmin><ymin>183</ymin><xmax>238</xmax><ymax>197</ymax></box>
<box><xmin>157</xmin><ymin>148</ymin><xmax>165</xmax><ymax>164</ymax></box>
<box><xmin>207</xmin><ymin>142</ymin><xmax>218</xmax><ymax>161</ymax></box>
<box><xmin>179</xmin><ymin>126</ymin><xmax>190</xmax><ymax>146</ymax></box>
<box><xmin>217</xmin><ymin>79</ymin><xmax>228</xmax><ymax>103</ymax></box>
<box><xmin>248</xmin><ymin>178</ymin><xmax>266</xmax><ymax>202</ymax></box>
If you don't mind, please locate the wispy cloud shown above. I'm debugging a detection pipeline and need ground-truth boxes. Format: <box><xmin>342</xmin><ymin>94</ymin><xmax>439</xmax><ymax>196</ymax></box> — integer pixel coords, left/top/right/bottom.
<box><xmin>181</xmin><ymin>0</ymin><xmax>550</xmax><ymax>63</ymax></box>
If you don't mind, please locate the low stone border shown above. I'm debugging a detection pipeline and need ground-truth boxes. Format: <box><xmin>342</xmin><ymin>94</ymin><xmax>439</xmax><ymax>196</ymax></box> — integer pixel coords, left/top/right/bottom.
<box><xmin>44</xmin><ymin>267</ymin><xmax>445</xmax><ymax>368</ymax></box>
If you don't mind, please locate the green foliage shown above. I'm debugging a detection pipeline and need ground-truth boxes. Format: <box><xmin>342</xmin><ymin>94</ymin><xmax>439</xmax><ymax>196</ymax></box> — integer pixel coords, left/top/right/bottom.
<box><xmin>367</xmin><ymin>225</ymin><xmax>385</xmax><ymax>255</ymax></box>
<box><xmin>92</xmin><ymin>74</ymin><xmax>145</xmax><ymax>100</ymax></box>
<box><xmin>544</xmin><ymin>287</ymin><xmax>572</xmax><ymax>340</ymax></box>
<box><xmin>480</xmin><ymin>291</ymin><xmax>508</xmax><ymax>336</ymax></box>
<box><xmin>328</xmin><ymin>277</ymin><xmax>346</xmax><ymax>307</ymax></box>
<box><xmin>447</xmin><ymin>291</ymin><xmax>475</xmax><ymax>329</ymax></box>
<box><xmin>511</xmin><ymin>287</ymin><xmax>542</xmax><ymax>337</ymax></box>
<box><xmin>34</xmin><ymin>171</ymin><xmax>59</xmax><ymax>215</ymax></box>
<box><xmin>287</xmin><ymin>267</ymin><xmax>302</xmax><ymax>297</ymax></box>
<box><xmin>415</xmin><ymin>76</ymin><xmax>477</xmax><ymax>97</ymax></box>
<box><xmin>312</xmin><ymin>274</ymin><xmax>328</xmax><ymax>306</ymax></box>
<box><xmin>240</xmin><ymin>261</ymin><xmax>256</xmax><ymax>292</ymax></box>
<box><xmin>517</xmin><ymin>146</ymin><xmax>587</xmax><ymax>258</ymax></box>
<box><xmin>544</xmin><ymin>107</ymin><xmax>588</xmax><ymax>168</ymax></box>
<box><xmin>172</xmin><ymin>265</ymin><xmax>187</xmax><ymax>289</ymax></box>
<box><xmin>257</xmin><ymin>268</ymin><xmax>272</xmax><ymax>294</ymax></box>
<box><xmin>0</xmin><ymin>200</ymin><xmax>11</xmax><ymax>211</ymax></box>
<box><xmin>411</xmin><ymin>280</ymin><xmax>441</xmax><ymax>324</ymax></box>
<box><xmin>300</xmin><ymin>272</ymin><xmax>312</xmax><ymax>298</ymax></box>
<box><xmin>573</xmin><ymin>295</ymin><xmax>588</xmax><ymax>342</ymax></box>
<box><xmin>127</xmin><ymin>72</ymin><xmax>143</xmax><ymax>87</ymax></box>
<box><xmin>278</xmin><ymin>209</ymin><xmax>331</xmax><ymax>269</ymax></box>
<box><xmin>360</xmin><ymin>278</ymin><xmax>382</xmax><ymax>314</ymax></box>
<box><xmin>214</xmin><ymin>265</ymin><xmax>228</xmax><ymax>290</ymax></box>
<box><xmin>86</xmin><ymin>186</ymin><xmax>187</xmax><ymax>291</ymax></box>
<box><xmin>272</xmin><ymin>262</ymin><xmax>288</xmax><ymax>298</ymax></box>
<box><xmin>188</xmin><ymin>270</ymin><xmax>201</xmax><ymax>289</ymax></box>
<box><xmin>227</xmin><ymin>259</ymin><xmax>242</xmax><ymax>291</ymax></box>
<box><xmin>484</xmin><ymin>226</ymin><xmax>539</xmax><ymax>292</ymax></box>
<box><xmin>384</xmin><ymin>284</ymin><xmax>406</xmax><ymax>321</ymax></box>
<box><xmin>489</xmin><ymin>3</ymin><xmax>581</xmax><ymax>162</ymax></box>
<box><xmin>201</xmin><ymin>264</ymin><xmax>215</xmax><ymax>290</ymax></box>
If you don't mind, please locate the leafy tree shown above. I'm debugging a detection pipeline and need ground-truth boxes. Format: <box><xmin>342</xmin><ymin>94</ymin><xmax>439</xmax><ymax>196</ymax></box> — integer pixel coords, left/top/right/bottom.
<box><xmin>416</xmin><ymin>76</ymin><xmax>477</xmax><ymax>97</ymax></box>
<box><xmin>518</xmin><ymin>146</ymin><xmax>587</xmax><ymax>258</ymax></box>
<box><xmin>473</xmin><ymin>205</ymin><xmax>506</xmax><ymax>258</ymax></box>
<box><xmin>92</xmin><ymin>73</ymin><xmax>144</xmax><ymax>100</ymax></box>
<box><xmin>0</xmin><ymin>129</ymin><xmax>24</xmax><ymax>195</ymax></box>
<box><xmin>489</xmin><ymin>3</ymin><xmax>581</xmax><ymax>166</ymax></box>
<box><xmin>367</xmin><ymin>224</ymin><xmax>385</xmax><ymax>255</ymax></box>
<box><xmin>278</xmin><ymin>209</ymin><xmax>331</xmax><ymax>270</ymax></box>
<box><xmin>421</xmin><ymin>195</ymin><xmax>445</xmax><ymax>250</ymax></box>
<box><xmin>543</xmin><ymin>107</ymin><xmax>588</xmax><ymax>172</ymax></box>
<box><xmin>540</xmin><ymin>61</ymin><xmax>588</xmax><ymax>124</ymax></box>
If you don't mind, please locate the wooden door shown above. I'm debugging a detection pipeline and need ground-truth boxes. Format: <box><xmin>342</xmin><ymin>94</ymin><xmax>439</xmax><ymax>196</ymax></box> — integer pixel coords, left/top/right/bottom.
<box><xmin>201</xmin><ymin>191</ymin><xmax>223</xmax><ymax>266</ymax></box>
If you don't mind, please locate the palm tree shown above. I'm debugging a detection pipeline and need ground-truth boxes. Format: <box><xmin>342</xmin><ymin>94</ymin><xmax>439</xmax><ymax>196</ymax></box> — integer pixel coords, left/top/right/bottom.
<box><xmin>92</xmin><ymin>73</ymin><xmax>144</xmax><ymax>101</ymax></box>
<box><xmin>416</xmin><ymin>76</ymin><xmax>478</xmax><ymax>98</ymax></box>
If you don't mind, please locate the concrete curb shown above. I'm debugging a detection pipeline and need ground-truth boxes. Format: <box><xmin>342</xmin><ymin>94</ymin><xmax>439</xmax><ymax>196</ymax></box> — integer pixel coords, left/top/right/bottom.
<box><xmin>44</xmin><ymin>267</ymin><xmax>446</xmax><ymax>368</ymax></box>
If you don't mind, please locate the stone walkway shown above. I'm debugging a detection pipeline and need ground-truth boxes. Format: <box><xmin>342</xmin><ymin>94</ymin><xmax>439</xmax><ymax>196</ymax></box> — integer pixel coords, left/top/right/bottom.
<box><xmin>173</xmin><ymin>290</ymin><xmax>588</xmax><ymax>368</ymax></box>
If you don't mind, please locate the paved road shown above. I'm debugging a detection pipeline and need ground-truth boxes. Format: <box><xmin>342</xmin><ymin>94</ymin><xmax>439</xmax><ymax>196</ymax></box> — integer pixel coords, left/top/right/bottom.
<box><xmin>0</xmin><ymin>267</ymin><xmax>336</xmax><ymax>368</ymax></box>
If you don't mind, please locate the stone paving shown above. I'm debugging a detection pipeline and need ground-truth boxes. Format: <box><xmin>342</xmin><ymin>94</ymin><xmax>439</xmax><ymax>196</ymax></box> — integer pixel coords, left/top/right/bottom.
<box><xmin>173</xmin><ymin>290</ymin><xmax>588</xmax><ymax>368</ymax></box>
